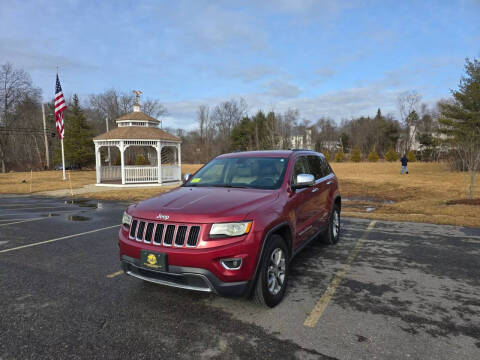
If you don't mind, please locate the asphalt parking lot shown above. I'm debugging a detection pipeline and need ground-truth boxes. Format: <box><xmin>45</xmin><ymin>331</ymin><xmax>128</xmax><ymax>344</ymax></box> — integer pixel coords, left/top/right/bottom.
<box><xmin>0</xmin><ymin>195</ymin><xmax>479</xmax><ymax>360</ymax></box>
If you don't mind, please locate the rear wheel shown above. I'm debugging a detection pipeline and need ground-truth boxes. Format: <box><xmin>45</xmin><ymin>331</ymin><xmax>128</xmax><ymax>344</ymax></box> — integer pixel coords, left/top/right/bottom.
<box><xmin>323</xmin><ymin>204</ymin><xmax>340</xmax><ymax>245</ymax></box>
<box><xmin>253</xmin><ymin>234</ymin><xmax>289</xmax><ymax>307</ymax></box>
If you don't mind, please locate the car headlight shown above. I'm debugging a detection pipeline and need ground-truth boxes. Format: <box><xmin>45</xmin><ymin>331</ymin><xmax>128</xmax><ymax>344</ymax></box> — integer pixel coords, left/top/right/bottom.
<box><xmin>209</xmin><ymin>221</ymin><xmax>252</xmax><ymax>238</ymax></box>
<box><xmin>122</xmin><ymin>212</ymin><xmax>132</xmax><ymax>227</ymax></box>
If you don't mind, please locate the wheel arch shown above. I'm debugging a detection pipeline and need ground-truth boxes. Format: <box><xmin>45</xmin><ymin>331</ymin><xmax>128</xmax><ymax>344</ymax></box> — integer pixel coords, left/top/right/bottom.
<box><xmin>245</xmin><ymin>221</ymin><xmax>293</xmax><ymax>297</ymax></box>
<box><xmin>334</xmin><ymin>194</ymin><xmax>341</xmax><ymax>212</ymax></box>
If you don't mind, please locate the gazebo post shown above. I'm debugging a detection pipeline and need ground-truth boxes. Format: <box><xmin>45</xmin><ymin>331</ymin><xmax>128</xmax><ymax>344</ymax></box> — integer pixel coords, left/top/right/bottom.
<box><xmin>157</xmin><ymin>141</ymin><xmax>162</xmax><ymax>184</ymax></box>
<box><xmin>95</xmin><ymin>143</ymin><xmax>101</xmax><ymax>184</ymax></box>
<box><xmin>177</xmin><ymin>143</ymin><xmax>182</xmax><ymax>180</ymax></box>
<box><xmin>120</xmin><ymin>140</ymin><xmax>125</xmax><ymax>185</ymax></box>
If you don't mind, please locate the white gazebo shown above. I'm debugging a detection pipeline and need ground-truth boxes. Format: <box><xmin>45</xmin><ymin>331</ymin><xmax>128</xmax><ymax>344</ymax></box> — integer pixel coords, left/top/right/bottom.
<box><xmin>93</xmin><ymin>99</ymin><xmax>182</xmax><ymax>187</ymax></box>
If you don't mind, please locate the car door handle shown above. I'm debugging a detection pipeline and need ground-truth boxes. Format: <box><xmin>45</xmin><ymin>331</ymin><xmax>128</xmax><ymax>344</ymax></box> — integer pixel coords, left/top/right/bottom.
<box><xmin>312</xmin><ymin>188</ymin><xmax>319</xmax><ymax>193</ymax></box>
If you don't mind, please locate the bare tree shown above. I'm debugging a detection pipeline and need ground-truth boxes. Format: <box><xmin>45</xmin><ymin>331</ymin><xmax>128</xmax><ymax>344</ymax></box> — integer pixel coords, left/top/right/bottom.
<box><xmin>88</xmin><ymin>89</ymin><xmax>167</xmax><ymax>133</ymax></box>
<box><xmin>211</xmin><ymin>98</ymin><xmax>247</xmax><ymax>153</ymax></box>
<box><xmin>142</xmin><ymin>99</ymin><xmax>167</xmax><ymax>119</ymax></box>
<box><xmin>0</xmin><ymin>63</ymin><xmax>41</xmax><ymax>172</ymax></box>
<box><xmin>397</xmin><ymin>90</ymin><xmax>422</xmax><ymax>153</ymax></box>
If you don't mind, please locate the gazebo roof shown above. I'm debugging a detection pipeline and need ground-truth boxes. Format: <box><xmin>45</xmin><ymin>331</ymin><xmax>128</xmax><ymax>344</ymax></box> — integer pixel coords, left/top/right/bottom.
<box><xmin>116</xmin><ymin>111</ymin><xmax>160</xmax><ymax>124</ymax></box>
<box><xmin>93</xmin><ymin>126</ymin><xmax>181</xmax><ymax>142</ymax></box>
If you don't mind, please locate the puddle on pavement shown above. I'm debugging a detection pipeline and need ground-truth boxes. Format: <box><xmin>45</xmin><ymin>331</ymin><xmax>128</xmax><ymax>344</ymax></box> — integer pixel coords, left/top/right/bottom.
<box><xmin>64</xmin><ymin>199</ymin><xmax>100</xmax><ymax>209</ymax></box>
<box><xmin>66</xmin><ymin>215</ymin><xmax>90</xmax><ymax>221</ymax></box>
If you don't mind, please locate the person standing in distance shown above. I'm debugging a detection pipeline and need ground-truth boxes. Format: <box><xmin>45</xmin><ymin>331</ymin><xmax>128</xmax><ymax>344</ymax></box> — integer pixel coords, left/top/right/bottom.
<box><xmin>401</xmin><ymin>154</ymin><xmax>408</xmax><ymax>174</ymax></box>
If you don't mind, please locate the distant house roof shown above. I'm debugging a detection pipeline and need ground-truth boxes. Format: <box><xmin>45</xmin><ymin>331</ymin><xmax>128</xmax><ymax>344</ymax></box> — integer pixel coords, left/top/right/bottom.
<box><xmin>116</xmin><ymin>111</ymin><xmax>160</xmax><ymax>124</ymax></box>
<box><xmin>94</xmin><ymin>126</ymin><xmax>181</xmax><ymax>142</ymax></box>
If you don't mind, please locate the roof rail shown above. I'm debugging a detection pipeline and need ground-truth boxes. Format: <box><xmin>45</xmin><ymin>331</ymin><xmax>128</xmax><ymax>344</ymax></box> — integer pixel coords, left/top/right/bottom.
<box><xmin>289</xmin><ymin>148</ymin><xmax>315</xmax><ymax>152</ymax></box>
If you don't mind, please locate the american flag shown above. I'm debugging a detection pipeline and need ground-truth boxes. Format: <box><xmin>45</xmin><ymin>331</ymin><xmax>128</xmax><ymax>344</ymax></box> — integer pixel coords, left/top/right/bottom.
<box><xmin>55</xmin><ymin>74</ymin><xmax>66</xmax><ymax>139</ymax></box>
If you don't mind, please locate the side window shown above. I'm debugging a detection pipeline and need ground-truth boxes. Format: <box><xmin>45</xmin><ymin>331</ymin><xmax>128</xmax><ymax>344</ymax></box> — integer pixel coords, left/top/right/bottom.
<box><xmin>307</xmin><ymin>155</ymin><xmax>323</xmax><ymax>180</ymax></box>
<box><xmin>320</xmin><ymin>157</ymin><xmax>332</xmax><ymax>178</ymax></box>
<box><xmin>292</xmin><ymin>156</ymin><xmax>310</xmax><ymax>185</ymax></box>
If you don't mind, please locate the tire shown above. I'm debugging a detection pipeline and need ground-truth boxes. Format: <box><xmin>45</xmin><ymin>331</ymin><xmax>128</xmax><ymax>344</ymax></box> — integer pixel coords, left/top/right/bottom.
<box><xmin>323</xmin><ymin>204</ymin><xmax>341</xmax><ymax>245</ymax></box>
<box><xmin>253</xmin><ymin>234</ymin><xmax>289</xmax><ymax>307</ymax></box>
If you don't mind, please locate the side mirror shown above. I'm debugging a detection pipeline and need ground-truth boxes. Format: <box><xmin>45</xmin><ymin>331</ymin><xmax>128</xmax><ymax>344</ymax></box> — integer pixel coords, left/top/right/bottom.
<box><xmin>183</xmin><ymin>173</ymin><xmax>192</xmax><ymax>183</ymax></box>
<box><xmin>292</xmin><ymin>173</ymin><xmax>315</xmax><ymax>190</ymax></box>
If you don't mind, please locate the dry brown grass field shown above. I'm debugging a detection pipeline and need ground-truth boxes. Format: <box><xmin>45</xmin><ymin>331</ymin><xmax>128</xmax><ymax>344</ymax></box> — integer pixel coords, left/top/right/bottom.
<box><xmin>1</xmin><ymin>162</ymin><xmax>478</xmax><ymax>227</ymax></box>
<box><xmin>332</xmin><ymin>162</ymin><xmax>480</xmax><ymax>228</ymax></box>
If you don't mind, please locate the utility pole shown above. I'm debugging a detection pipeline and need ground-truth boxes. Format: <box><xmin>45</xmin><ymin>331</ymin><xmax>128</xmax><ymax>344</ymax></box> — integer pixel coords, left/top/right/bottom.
<box><xmin>41</xmin><ymin>103</ymin><xmax>50</xmax><ymax>169</ymax></box>
<box><xmin>106</xmin><ymin>117</ymin><xmax>111</xmax><ymax>166</ymax></box>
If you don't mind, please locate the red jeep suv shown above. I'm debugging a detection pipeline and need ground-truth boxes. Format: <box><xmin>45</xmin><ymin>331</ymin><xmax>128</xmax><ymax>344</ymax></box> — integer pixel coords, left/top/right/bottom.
<box><xmin>119</xmin><ymin>150</ymin><xmax>341</xmax><ymax>307</ymax></box>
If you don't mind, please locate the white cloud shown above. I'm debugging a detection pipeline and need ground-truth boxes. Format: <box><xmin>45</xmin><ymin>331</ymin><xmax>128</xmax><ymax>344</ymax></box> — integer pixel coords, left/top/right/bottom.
<box><xmin>264</xmin><ymin>80</ymin><xmax>301</xmax><ymax>98</ymax></box>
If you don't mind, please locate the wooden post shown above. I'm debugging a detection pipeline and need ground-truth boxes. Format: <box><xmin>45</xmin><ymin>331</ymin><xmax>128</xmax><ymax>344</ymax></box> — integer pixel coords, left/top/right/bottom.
<box><xmin>105</xmin><ymin>117</ymin><xmax>111</xmax><ymax>166</ymax></box>
<box><xmin>41</xmin><ymin>103</ymin><xmax>50</xmax><ymax>169</ymax></box>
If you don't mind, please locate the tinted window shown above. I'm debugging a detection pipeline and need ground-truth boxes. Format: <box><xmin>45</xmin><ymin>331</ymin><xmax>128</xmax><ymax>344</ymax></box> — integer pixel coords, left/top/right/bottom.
<box><xmin>320</xmin><ymin>157</ymin><xmax>332</xmax><ymax>177</ymax></box>
<box><xmin>307</xmin><ymin>155</ymin><xmax>323</xmax><ymax>180</ymax></box>
<box><xmin>185</xmin><ymin>157</ymin><xmax>289</xmax><ymax>189</ymax></box>
<box><xmin>292</xmin><ymin>156</ymin><xmax>310</xmax><ymax>185</ymax></box>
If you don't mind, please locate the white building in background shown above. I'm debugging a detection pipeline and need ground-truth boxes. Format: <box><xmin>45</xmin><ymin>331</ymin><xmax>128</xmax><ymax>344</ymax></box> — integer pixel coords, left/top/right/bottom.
<box><xmin>287</xmin><ymin>129</ymin><xmax>313</xmax><ymax>150</ymax></box>
<box><xmin>321</xmin><ymin>140</ymin><xmax>342</xmax><ymax>152</ymax></box>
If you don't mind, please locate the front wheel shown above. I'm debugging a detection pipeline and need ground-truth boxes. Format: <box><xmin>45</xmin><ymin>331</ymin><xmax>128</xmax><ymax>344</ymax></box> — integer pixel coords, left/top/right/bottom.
<box><xmin>253</xmin><ymin>234</ymin><xmax>289</xmax><ymax>307</ymax></box>
<box><xmin>323</xmin><ymin>204</ymin><xmax>340</xmax><ymax>245</ymax></box>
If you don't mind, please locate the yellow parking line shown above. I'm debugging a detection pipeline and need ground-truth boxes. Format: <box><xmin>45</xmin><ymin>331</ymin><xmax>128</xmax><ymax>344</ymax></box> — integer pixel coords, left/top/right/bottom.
<box><xmin>107</xmin><ymin>270</ymin><xmax>124</xmax><ymax>278</ymax></box>
<box><xmin>0</xmin><ymin>224</ymin><xmax>120</xmax><ymax>254</ymax></box>
<box><xmin>303</xmin><ymin>220</ymin><xmax>377</xmax><ymax>328</ymax></box>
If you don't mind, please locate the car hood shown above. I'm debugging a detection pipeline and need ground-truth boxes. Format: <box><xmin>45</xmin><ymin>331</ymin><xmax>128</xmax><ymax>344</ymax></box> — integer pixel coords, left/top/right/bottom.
<box><xmin>128</xmin><ymin>186</ymin><xmax>279</xmax><ymax>223</ymax></box>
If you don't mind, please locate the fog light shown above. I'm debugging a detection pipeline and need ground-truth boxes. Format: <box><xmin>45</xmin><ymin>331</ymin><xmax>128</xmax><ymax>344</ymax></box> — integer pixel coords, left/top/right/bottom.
<box><xmin>220</xmin><ymin>258</ymin><xmax>242</xmax><ymax>270</ymax></box>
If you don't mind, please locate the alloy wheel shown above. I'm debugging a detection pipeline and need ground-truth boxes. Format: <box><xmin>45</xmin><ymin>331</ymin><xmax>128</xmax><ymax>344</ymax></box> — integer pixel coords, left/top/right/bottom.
<box><xmin>267</xmin><ymin>248</ymin><xmax>286</xmax><ymax>295</ymax></box>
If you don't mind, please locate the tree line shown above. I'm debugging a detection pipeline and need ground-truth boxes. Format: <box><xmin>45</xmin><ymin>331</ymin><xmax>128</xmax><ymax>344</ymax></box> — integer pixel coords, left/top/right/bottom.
<box><xmin>0</xmin><ymin>58</ymin><xmax>479</xmax><ymax>199</ymax></box>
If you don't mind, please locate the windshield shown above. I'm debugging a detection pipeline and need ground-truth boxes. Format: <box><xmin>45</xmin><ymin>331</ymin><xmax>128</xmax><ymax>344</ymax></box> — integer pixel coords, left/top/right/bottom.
<box><xmin>185</xmin><ymin>157</ymin><xmax>289</xmax><ymax>189</ymax></box>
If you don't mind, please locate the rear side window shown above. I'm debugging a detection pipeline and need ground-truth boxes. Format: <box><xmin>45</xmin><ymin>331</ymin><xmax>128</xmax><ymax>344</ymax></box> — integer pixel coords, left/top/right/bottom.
<box><xmin>307</xmin><ymin>155</ymin><xmax>323</xmax><ymax>180</ymax></box>
<box><xmin>292</xmin><ymin>156</ymin><xmax>310</xmax><ymax>185</ymax></box>
<box><xmin>320</xmin><ymin>157</ymin><xmax>332</xmax><ymax>178</ymax></box>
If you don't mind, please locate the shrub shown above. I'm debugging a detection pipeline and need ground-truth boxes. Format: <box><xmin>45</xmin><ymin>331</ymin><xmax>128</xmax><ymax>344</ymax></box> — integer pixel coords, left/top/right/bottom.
<box><xmin>322</xmin><ymin>150</ymin><xmax>331</xmax><ymax>162</ymax></box>
<box><xmin>384</xmin><ymin>147</ymin><xmax>399</xmax><ymax>162</ymax></box>
<box><xmin>406</xmin><ymin>150</ymin><xmax>417</xmax><ymax>163</ymax></box>
<box><xmin>350</xmin><ymin>146</ymin><xmax>362</xmax><ymax>162</ymax></box>
<box><xmin>368</xmin><ymin>149</ymin><xmax>379</xmax><ymax>162</ymax></box>
<box><xmin>334</xmin><ymin>149</ymin><xmax>345</xmax><ymax>162</ymax></box>
<box><xmin>135</xmin><ymin>154</ymin><xmax>149</xmax><ymax>165</ymax></box>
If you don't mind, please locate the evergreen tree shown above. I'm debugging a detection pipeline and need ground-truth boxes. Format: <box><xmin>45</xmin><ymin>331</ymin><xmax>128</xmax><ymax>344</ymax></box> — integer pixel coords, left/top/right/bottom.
<box><xmin>368</xmin><ymin>148</ymin><xmax>379</xmax><ymax>162</ymax></box>
<box><xmin>384</xmin><ymin>147</ymin><xmax>399</xmax><ymax>162</ymax></box>
<box><xmin>438</xmin><ymin>58</ymin><xmax>480</xmax><ymax>198</ymax></box>
<box><xmin>334</xmin><ymin>149</ymin><xmax>345</xmax><ymax>162</ymax></box>
<box><xmin>54</xmin><ymin>94</ymin><xmax>94</xmax><ymax>167</ymax></box>
<box><xmin>350</xmin><ymin>146</ymin><xmax>362</xmax><ymax>162</ymax></box>
<box><xmin>406</xmin><ymin>150</ymin><xmax>417</xmax><ymax>162</ymax></box>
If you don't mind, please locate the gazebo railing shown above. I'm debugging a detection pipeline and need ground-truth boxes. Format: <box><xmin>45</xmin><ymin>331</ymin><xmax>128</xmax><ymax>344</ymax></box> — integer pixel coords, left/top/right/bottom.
<box><xmin>101</xmin><ymin>166</ymin><xmax>121</xmax><ymax>181</ymax></box>
<box><xmin>125</xmin><ymin>166</ymin><xmax>158</xmax><ymax>183</ymax></box>
<box><xmin>161</xmin><ymin>164</ymin><xmax>181</xmax><ymax>182</ymax></box>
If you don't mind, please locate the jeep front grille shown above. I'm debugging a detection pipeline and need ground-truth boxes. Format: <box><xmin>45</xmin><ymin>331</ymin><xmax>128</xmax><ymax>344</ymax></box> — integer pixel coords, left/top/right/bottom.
<box><xmin>129</xmin><ymin>219</ymin><xmax>201</xmax><ymax>248</ymax></box>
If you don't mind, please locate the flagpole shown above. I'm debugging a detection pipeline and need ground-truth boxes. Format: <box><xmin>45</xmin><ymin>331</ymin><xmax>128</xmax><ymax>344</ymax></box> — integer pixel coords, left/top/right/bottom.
<box><xmin>57</xmin><ymin>65</ymin><xmax>66</xmax><ymax>181</ymax></box>
<box><xmin>61</xmin><ymin>138</ymin><xmax>66</xmax><ymax>180</ymax></box>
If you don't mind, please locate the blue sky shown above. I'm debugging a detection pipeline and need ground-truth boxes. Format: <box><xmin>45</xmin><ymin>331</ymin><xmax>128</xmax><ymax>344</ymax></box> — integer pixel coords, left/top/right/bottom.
<box><xmin>1</xmin><ymin>0</ymin><xmax>479</xmax><ymax>129</ymax></box>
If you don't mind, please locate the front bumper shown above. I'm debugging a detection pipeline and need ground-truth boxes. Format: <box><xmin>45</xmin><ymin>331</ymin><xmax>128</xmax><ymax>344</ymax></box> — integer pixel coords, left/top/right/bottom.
<box><xmin>121</xmin><ymin>255</ymin><xmax>248</xmax><ymax>297</ymax></box>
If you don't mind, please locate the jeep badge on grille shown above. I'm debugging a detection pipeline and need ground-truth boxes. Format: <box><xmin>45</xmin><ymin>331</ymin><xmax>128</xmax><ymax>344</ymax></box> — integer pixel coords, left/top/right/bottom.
<box><xmin>156</xmin><ymin>214</ymin><xmax>170</xmax><ymax>220</ymax></box>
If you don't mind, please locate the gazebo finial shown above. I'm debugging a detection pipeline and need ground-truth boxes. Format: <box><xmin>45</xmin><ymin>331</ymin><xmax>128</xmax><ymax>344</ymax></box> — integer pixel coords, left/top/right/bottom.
<box><xmin>132</xmin><ymin>90</ymin><xmax>142</xmax><ymax>112</ymax></box>
<box><xmin>132</xmin><ymin>89</ymin><xmax>142</xmax><ymax>105</ymax></box>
